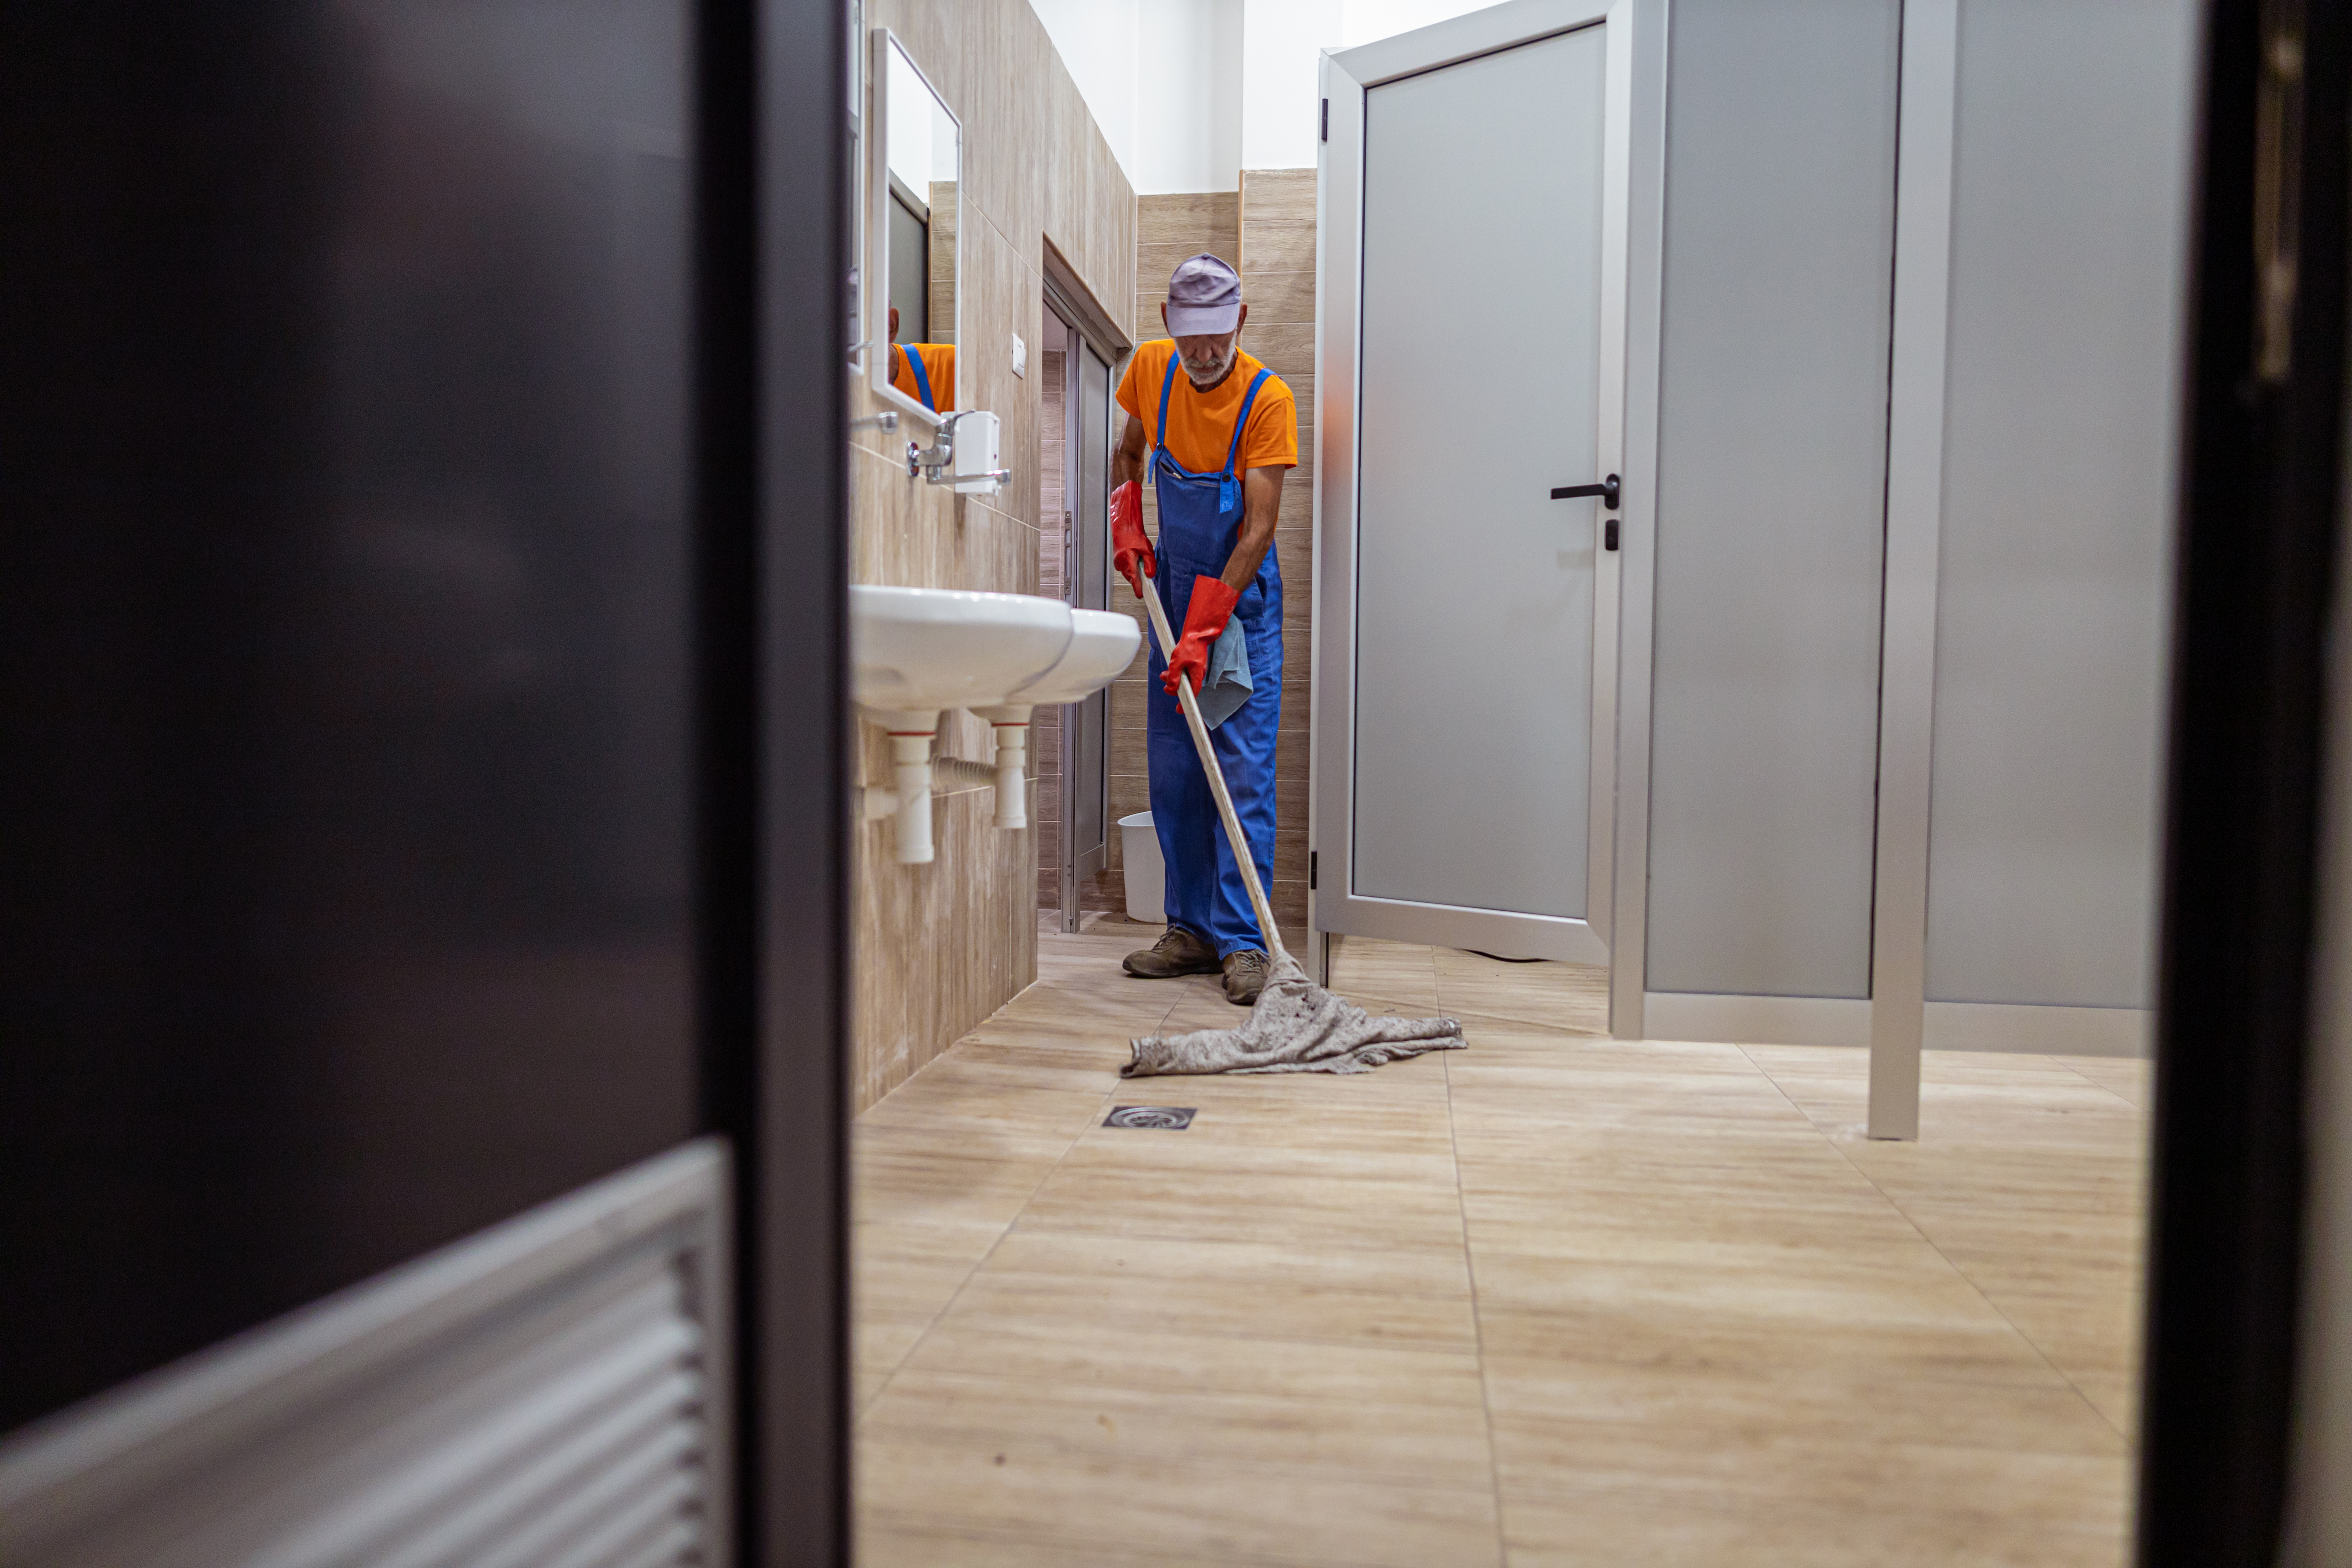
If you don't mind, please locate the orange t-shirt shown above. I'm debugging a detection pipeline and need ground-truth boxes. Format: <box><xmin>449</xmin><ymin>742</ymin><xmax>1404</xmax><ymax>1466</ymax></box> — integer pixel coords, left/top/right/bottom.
<box><xmin>890</xmin><ymin>341</ymin><xmax>955</xmax><ymax>412</ymax></box>
<box><xmin>1116</xmin><ymin>341</ymin><xmax>1297</xmax><ymax>476</ymax></box>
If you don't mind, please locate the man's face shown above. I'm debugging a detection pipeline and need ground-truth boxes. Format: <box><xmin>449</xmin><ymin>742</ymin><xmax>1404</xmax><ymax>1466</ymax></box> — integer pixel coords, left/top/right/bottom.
<box><xmin>1164</xmin><ymin>301</ymin><xmax>1248</xmax><ymax>387</ymax></box>
<box><xmin>1175</xmin><ymin>330</ymin><xmax>1237</xmax><ymax>386</ymax></box>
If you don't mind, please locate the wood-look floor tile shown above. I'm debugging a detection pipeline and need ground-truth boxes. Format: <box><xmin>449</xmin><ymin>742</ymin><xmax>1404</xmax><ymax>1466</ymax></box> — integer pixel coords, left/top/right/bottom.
<box><xmin>854</xmin><ymin>1146</ymin><xmax>1062</xmax><ymax>1229</ymax></box>
<box><xmin>1056</xmin><ymin>1130</ymin><xmax>1462</xmax><ymax>1184</ymax></box>
<box><xmin>1491</xmin><ymin>1421</ymin><xmax>2128</xmax><ymax>1528</ymax></box>
<box><xmin>1329</xmin><ymin>935</ymin><xmax>1442</xmax><ymax>1009</ymax></box>
<box><xmin>1019</xmin><ymin>1161</ymin><xmax>1468</xmax><ymax>1252</ymax></box>
<box><xmin>862</xmin><ymin>1367</ymin><xmax>1496</xmax><ymax>1490</ymax></box>
<box><xmin>905</xmin><ymin>1313</ymin><xmax>1490</xmax><ymax>1407</ymax></box>
<box><xmin>1432</xmin><ymin>950</ymin><xmax>1608</xmax><ymax>1033</ymax></box>
<box><xmin>1447</xmin><ymin>1029</ymin><xmax>1757</xmax><ymax>1075</ymax></box>
<box><xmin>851</xmin><ymin>928</ymin><xmax>2149</xmax><ymax>1565</ymax></box>
<box><xmin>985</xmin><ymin>1225</ymin><xmax>1475</xmax><ymax>1297</ymax></box>
<box><xmin>857</xmin><ymin>1436</ymin><xmax>1502</xmax><ymax>1568</ymax></box>
<box><xmin>856</xmin><ymin>1081</ymin><xmax>1108</xmax><ymax>1158</ymax></box>
<box><xmin>1481</xmin><ymin>1351</ymin><xmax>2123</xmax><ymax>1458</ymax></box>
<box><xmin>1499</xmin><ymin>1488</ymin><xmax>2128</xmax><ymax>1568</ymax></box>
<box><xmin>856</xmin><ymin>1311</ymin><xmax>933</xmax><ymax>1412</ymax></box>
<box><xmin>1080</xmin><ymin>1099</ymin><xmax>1460</xmax><ymax>1169</ymax></box>
<box><xmin>2055</xmin><ymin>1054</ymin><xmax>2154</xmax><ymax>1108</ymax></box>
<box><xmin>1462</xmin><ymin>1193</ymin><xmax>1934</xmax><ymax>1269</ymax></box>
<box><xmin>952</xmin><ymin>1229</ymin><xmax>1476</xmax><ymax>1352</ymax></box>
<box><xmin>1749</xmin><ymin>1047</ymin><xmax>2148</xmax><ymax>1151</ymax></box>
<box><xmin>854</xmin><ymin>1218</ymin><xmax>1008</xmax><ymax>1320</ymax></box>
<box><xmin>854</xmin><ymin>1523</ymin><xmax>1286</xmax><ymax>1568</ymax></box>
<box><xmin>1470</xmin><ymin>1252</ymin><xmax>2066</xmax><ymax>1389</ymax></box>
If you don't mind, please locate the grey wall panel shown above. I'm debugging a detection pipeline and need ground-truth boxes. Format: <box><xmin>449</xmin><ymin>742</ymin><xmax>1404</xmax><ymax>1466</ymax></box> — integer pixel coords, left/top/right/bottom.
<box><xmin>1644</xmin><ymin>0</ymin><xmax>1900</xmax><ymax>997</ymax></box>
<box><xmin>1922</xmin><ymin>0</ymin><xmax>2195</xmax><ymax>1008</ymax></box>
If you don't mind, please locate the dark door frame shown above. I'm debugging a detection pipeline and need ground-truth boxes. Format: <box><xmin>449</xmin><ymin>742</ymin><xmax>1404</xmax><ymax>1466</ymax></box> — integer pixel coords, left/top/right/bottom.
<box><xmin>2138</xmin><ymin>0</ymin><xmax>2349</xmax><ymax>1560</ymax></box>
<box><xmin>700</xmin><ymin>0</ymin><xmax>850</xmax><ymax>1560</ymax></box>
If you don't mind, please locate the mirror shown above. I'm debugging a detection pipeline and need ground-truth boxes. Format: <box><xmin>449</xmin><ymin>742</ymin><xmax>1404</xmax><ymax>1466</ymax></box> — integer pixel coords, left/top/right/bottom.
<box><xmin>868</xmin><ymin>31</ymin><xmax>959</xmax><ymax>422</ymax></box>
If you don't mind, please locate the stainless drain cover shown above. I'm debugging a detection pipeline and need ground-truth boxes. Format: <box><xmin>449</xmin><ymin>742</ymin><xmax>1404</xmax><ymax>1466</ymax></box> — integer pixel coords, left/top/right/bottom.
<box><xmin>1104</xmin><ymin>1106</ymin><xmax>1195</xmax><ymax>1130</ymax></box>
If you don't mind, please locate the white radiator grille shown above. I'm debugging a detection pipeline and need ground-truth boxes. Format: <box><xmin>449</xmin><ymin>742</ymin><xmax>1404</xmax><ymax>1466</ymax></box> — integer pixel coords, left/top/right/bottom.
<box><xmin>0</xmin><ymin>1142</ymin><xmax>730</xmax><ymax>1568</ymax></box>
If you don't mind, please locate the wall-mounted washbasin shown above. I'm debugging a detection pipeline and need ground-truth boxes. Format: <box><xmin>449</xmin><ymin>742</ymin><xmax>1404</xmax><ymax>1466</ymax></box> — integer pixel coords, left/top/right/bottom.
<box><xmin>849</xmin><ymin>585</ymin><xmax>1136</xmax><ymax>864</ymax></box>
<box><xmin>996</xmin><ymin>608</ymin><xmax>1142</xmax><ymax>707</ymax></box>
<box><xmin>850</xmin><ymin>584</ymin><xmax>1070</xmax><ymax>724</ymax></box>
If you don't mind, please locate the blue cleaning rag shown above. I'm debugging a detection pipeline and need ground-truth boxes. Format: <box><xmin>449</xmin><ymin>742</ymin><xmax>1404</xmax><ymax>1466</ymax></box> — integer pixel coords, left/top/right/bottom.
<box><xmin>1196</xmin><ymin>616</ymin><xmax>1253</xmax><ymax>730</ymax></box>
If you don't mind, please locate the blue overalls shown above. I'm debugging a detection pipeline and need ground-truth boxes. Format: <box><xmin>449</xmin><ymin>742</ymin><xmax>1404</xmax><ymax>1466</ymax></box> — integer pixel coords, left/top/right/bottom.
<box><xmin>899</xmin><ymin>345</ymin><xmax>936</xmax><ymax>410</ymax></box>
<box><xmin>1146</xmin><ymin>353</ymin><xmax>1282</xmax><ymax>958</ymax></box>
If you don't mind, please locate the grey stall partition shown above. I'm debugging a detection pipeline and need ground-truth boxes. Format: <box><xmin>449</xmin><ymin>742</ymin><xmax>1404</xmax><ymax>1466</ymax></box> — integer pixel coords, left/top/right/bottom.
<box><xmin>1921</xmin><ymin>0</ymin><xmax>2196</xmax><ymax>1026</ymax></box>
<box><xmin>1642</xmin><ymin>0</ymin><xmax>1902</xmax><ymax>1016</ymax></box>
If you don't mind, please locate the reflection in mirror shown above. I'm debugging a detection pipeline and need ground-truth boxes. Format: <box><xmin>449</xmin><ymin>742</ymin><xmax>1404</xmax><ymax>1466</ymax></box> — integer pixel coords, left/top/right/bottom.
<box><xmin>876</xmin><ymin>34</ymin><xmax>957</xmax><ymax>416</ymax></box>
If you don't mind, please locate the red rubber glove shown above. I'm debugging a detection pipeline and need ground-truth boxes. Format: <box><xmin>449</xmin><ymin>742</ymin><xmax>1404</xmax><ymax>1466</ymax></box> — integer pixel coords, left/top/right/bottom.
<box><xmin>1162</xmin><ymin>576</ymin><xmax>1241</xmax><ymax>699</ymax></box>
<box><xmin>1110</xmin><ymin>480</ymin><xmax>1153</xmax><ymax>596</ymax></box>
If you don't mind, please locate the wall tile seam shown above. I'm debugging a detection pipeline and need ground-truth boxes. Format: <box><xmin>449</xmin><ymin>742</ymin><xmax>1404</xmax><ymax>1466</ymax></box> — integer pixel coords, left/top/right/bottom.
<box><xmin>964</xmin><ymin>496</ymin><xmax>1043</xmax><ymax>536</ymax></box>
<box><xmin>965</xmin><ymin>174</ymin><xmax>1136</xmax><ymax>337</ymax></box>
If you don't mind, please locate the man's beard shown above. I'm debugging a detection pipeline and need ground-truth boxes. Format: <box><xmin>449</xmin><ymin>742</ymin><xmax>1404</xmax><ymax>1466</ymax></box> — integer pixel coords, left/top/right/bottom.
<box><xmin>1182</xmin><ymin>338</ymin><xmax>1237</xmax><ymax>387</ymax></box>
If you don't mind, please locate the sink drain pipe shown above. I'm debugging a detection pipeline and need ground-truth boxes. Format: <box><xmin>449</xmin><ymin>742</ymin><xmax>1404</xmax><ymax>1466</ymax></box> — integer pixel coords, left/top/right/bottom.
<box><xmin>858</xmin><ymin>710</ymin><xmax>1031</xmax><ymax>861</ymax></box>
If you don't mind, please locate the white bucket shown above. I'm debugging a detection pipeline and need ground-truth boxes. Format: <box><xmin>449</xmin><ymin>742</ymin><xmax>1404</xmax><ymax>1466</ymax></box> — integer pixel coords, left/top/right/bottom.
<box><xmin>1118</xmin><ymin>810</ymin><xmax>1165</xmax><ymax>923</ymax></box>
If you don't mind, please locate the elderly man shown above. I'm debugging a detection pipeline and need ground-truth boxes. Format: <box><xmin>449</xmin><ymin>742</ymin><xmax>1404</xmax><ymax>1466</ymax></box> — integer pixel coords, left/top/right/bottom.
<box><xmin>1110</xmin><ymin>254</ymin><xmax>1297</xmax><ymax>1005</ymax></box>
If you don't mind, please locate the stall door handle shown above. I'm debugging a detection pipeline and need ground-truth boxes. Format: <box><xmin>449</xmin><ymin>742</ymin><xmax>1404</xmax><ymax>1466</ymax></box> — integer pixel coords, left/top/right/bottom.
<box><xmin>1550</xmin><ymin>474</ymin><xmax>1620</xmax><ymax>549</ymax></box>
<box><xmin>1549</xmin><ymin>474</ymin><xmax>1620</xmax><ymax>509</ymax></box>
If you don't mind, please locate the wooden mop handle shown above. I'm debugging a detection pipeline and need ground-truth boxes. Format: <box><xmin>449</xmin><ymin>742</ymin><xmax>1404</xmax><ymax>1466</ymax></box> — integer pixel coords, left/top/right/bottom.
<box><xmin>1138</xmin><ymin>579</ymin><xmax>1290</xmax><ymax>967</ymax></box>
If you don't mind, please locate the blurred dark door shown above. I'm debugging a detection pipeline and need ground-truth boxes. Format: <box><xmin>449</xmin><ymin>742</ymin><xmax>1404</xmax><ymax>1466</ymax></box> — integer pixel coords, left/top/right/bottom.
<box><xmin>0</xmin><ymin>9</ymin><xmax>850</xmax><ymax>1553</ymax></box>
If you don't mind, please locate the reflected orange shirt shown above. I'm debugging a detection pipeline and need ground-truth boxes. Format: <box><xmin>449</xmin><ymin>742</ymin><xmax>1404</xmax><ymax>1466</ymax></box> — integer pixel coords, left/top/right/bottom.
<box><xmin>890</xmin><ymin>341</ymin><xmax>955</xmax><ymax>411</ymax></box>
<box><xmin>1116</xmin><ymin>340</ymin><xmax>1297</xmax><ymax>475</ymax></box>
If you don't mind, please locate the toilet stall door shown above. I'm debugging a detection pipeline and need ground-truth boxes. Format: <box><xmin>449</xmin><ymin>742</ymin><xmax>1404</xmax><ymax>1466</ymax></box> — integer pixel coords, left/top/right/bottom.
<box><xmin>1318</xmin><ymin>0</ymin><xmax>1629</xmax><ymax>963</ymax></box>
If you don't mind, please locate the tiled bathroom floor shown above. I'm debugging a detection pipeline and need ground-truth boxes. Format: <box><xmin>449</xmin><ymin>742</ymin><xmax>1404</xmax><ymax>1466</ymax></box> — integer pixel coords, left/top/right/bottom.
<box><xmin>851</xmin><ymin>926</ymin><xmax>2146</xmax><ymax>1566</ymax></box>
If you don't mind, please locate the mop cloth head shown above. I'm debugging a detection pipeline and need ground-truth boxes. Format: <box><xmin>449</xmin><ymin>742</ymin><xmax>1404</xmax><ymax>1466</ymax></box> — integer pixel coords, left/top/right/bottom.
<box><xmin>1123</xmin><ymin>953</ymin><xmax>1466</xmax><ymax>1076</ymax></box>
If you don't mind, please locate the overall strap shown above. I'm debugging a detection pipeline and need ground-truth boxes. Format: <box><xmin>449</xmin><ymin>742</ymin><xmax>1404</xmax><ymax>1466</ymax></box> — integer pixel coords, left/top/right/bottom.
<box><xmin>1154</xmin><ymin>349</ymin><xmax>1180</xmax><ymax>463</ymax></box>
<box><xmin>1220</xmin><ymin>369</ymin><xmax>1272</xmax><ymax>478</ymax></box>
<box><xmin>903</xmin><ymin>345</ymin><xmax>935</xmax><ymax>411</ymax></box>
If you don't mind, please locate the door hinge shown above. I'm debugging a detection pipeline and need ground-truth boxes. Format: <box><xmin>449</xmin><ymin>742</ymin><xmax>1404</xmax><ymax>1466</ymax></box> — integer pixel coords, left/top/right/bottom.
<box><xmin>1321</xmin><ymin>99</ymin><xmax>1329</xmax><ymax>142</ymax></box>
<box><xmin>1310</xmin><ymin>850</ymin><xmax>1318</xmax><ymax>890</ymax></box>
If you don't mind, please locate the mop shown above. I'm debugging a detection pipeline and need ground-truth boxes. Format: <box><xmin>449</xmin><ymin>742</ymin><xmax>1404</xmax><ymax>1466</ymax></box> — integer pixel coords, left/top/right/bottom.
<box><xmin>1121</xmin><ymin>579</ymin><xmax>1466</xmax><ymax>1077</ymax></box>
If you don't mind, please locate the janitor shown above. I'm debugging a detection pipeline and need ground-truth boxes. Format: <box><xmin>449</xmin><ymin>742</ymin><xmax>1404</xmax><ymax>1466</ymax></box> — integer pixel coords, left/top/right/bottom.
<box><xmin>1111</xmin><ymin>254</ymin><xmax>1298</xmax><ymax>1005</ymax></box>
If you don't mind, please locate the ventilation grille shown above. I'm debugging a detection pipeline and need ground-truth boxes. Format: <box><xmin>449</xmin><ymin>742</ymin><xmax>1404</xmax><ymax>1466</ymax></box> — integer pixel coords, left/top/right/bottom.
<box><xmin>0</xmin><ymin>1143</ymin><xmax>730</xmax><ymax>1568</ymax></box>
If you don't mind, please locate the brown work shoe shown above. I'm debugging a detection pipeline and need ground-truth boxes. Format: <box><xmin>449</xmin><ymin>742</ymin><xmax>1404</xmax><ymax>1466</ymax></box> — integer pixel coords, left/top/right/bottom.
<box><xmin>1124</xmin><ymin>925</ymin><xmax>1220</xmax><ymax>978</ymax></box>
<box><xmin>1222</xmin><ymin>948</ymin><xmax>1272</xmax><ymax>1006</ymax></box>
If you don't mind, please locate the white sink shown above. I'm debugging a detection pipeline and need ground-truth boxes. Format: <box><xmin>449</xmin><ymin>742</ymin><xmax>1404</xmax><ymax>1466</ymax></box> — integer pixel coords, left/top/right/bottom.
<box><xmin>850</xmin><ymin>584</ymin><xmax>1070</xmax><ymax>724</ymax></box>
<box><xmin>1001</xmin><ymin>608</ymin><xmax>1142</xmax><ymax>706</ymax></box>
<box><xmin>850</xmin><ymin>585</ymin><xmax>1136</xmax><ymax>865</ymax></box>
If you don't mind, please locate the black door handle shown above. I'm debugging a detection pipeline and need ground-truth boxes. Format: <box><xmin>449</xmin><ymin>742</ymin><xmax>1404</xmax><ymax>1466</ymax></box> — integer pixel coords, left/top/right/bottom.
<box><xmin>1550</xmin><ymin>473</ymin><xmax>1620</xmax><ymax>509</ymax></box>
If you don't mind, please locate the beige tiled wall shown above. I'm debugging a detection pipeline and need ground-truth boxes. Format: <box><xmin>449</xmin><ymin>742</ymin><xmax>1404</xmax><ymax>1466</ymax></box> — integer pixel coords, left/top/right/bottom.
<box><xmin>1093</xmin><ymin>174</ymin><xmax>1318</xmax><ymax>943</ymax></box>
<box><xmin>1241</xmin><ymin>168</ymin><xmax>1317</xmax><ymax>938</ymax></box>
<box><xmin>850</xmin><ymin>0</ymin><xmax>1136</xmax><ymax>1113</ymax></box>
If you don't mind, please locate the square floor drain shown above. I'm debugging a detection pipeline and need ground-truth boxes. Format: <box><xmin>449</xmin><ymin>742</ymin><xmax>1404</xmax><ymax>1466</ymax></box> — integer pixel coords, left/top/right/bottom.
<box><xmin>1104</xmin><ymin>1106</ymin><xmax>1195</xmax><ymax>1129</ymax></box>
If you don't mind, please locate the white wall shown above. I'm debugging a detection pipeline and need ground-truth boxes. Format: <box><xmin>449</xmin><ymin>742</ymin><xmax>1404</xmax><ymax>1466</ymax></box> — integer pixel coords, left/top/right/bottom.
<box><xmin>1030</xmin><ymin>0</ymin><xmax>1491</xmax><ymax>190</ymax></box>
<box><xmin>1239</xmin><ymin>0</ymin><xmax>1340</xmax><ymax>172</ymax></box>
<box><xmin>1026</xmin><ymin>0</ymin><xmax>1239</xmax><ymax>194</ymax></box>
<box><xmin>1026</xmin><ymin>0</ymin><xmax>1141</xmax><ymax>181</ymax></box>
<box><xmin>1139</xmin><ymin>0</ymin><xmax>1245</xmax><ymax>195</ymax></box>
